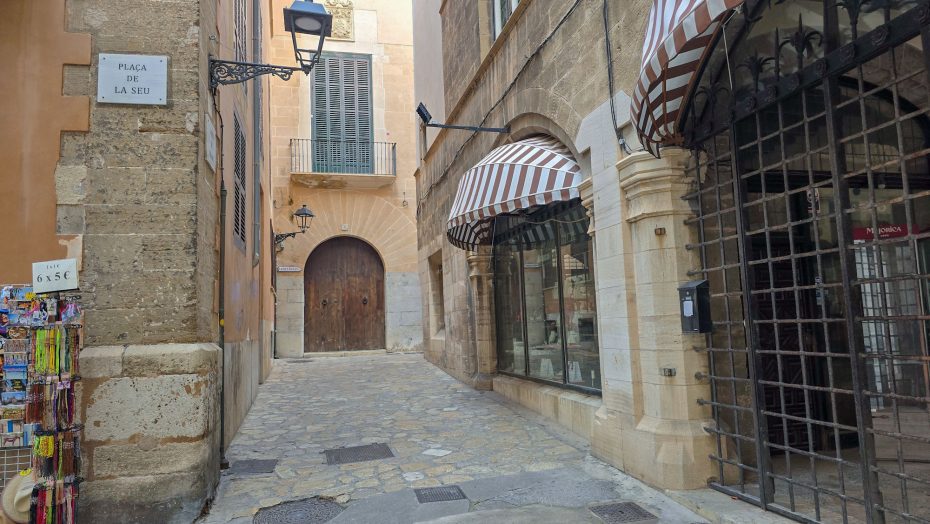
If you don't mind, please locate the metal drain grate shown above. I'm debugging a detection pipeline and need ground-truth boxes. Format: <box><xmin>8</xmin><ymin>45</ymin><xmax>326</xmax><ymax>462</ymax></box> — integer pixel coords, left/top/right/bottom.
<box><xmin>589</xmin><ymin>502</ymin><xmax>658</xmax><ymax>524</ymax></box>
<box><xmin>414</xmin><ymin>486</ymin><xmax>467</xmax><ymax>503</ymax></box>
<box><xmin>253</xmin><ymin>497</ymin><xmax>343</xmax><ymax>524</ymax></box>
<box><xmin>228</xmin><ymin>459</ymin><xmax>279</xmax><ymax>475</ymax></box>
<box><xmin>323</xmin><ymin>443</ymin><xmax>394</xmax><ymax>465</ymax></box>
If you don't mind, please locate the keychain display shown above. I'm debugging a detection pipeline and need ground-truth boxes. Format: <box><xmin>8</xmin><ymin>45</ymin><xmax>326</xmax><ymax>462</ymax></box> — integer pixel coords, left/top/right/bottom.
<box><xmin>1</xmin><ymin>285</ymin><xmax>82</xmax><ymax>523</ymax></box>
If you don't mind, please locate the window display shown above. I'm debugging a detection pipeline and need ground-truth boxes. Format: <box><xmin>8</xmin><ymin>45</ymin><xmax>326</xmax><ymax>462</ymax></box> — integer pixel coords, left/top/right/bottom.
<box><xmin>492</xmin><ymin>202</ymin><xmax>600</xmax><ymax>392</ymax></box>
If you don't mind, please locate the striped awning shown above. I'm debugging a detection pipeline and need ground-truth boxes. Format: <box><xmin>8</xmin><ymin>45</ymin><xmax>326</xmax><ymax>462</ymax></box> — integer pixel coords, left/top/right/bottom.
<box><xmin>632</xmin><ymin>0</ymin><xmax>745</xmax><ymax>156</ymax></box>
<box><xmin>447</xmin><ymin>135</ymin><xmax>582</xmax><ymax>250</ymax></box>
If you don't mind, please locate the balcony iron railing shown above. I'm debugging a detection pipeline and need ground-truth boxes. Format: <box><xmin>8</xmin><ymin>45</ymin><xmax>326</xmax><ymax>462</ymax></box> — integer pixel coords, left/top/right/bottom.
<box><xmin>291</xmin><ymin>139</ymin><xmax>396</xmax><ymax>176</ymax></box>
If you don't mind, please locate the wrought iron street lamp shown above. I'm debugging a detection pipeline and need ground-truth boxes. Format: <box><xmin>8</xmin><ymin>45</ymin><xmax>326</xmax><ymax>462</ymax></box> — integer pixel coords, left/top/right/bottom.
<box><xmin>275</xmin><ymin>204</ymin><xmax>315</xmax><ymax>246</ymax></box>
<box><xmin>209</xmin><ymin>1</ymin><xmax>332</xmax><ymax>88</ymax></box>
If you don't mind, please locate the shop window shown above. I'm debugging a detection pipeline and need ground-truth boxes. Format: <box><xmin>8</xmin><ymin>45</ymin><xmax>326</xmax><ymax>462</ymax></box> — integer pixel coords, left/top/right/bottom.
<box><xmin>492</xmin><ymin>202</ymin><xmax>600</xmax><ymax>392</ymax></box>
<box><xmin>492</xmin><ymin>0</ymin><xmax>519</xmax><ymax>39</ymax></box>
<box><xmin>428</xmin><ymin>251</ymin><xmax>445</xmax><ymax>337</ymax></box>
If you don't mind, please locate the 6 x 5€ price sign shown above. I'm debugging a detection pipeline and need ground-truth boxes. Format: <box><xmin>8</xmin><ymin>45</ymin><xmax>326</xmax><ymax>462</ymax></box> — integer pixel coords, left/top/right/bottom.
<box><xmin>32</xmin><ymin>258</ymin><xmax>79</xmax><ymax>293</ymax></box>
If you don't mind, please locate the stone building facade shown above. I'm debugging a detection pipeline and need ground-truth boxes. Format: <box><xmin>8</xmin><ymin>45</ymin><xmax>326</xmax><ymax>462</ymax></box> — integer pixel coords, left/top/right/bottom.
<box><xmin>0</xmin><ymin>0</ymin><xmax>275</xmax><ymax>521</ymax></box>
<box><xmin>416</xmin><ymin>0</ymin><xmax>930</xmax><ymax>522</ymax></box>
<box><xmin>269</xmin><ymin>0</ymin><xmax>421</xmax><ymax>356</ymax></box>
<box><xmin>413</xmin><ymin>0</ymin><xmax>718</xmax><ymax>497</ymax></box>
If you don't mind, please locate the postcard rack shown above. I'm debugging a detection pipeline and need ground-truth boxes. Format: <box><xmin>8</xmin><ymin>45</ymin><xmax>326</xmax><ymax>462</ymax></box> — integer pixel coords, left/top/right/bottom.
<box><xmin>1</xmin><ymin>285</ymin><xmax>83</xmax><ymax>523</ymax></box>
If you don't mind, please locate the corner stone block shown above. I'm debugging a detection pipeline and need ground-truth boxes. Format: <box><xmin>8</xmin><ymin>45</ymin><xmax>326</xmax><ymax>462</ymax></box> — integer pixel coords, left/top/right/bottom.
<box><xmin>82</xmin><ymin>471</ymin><xmax>211</xmax><ymax>524</ymax></box>
<box><xmin>84</xmin><ymin>373</ymin><xmax>214</xmax><ymax>441</ymax></box>
<box><xmin>80</xmin><ymin>345</ymin><xmax>125</xmax><ymax>378</ymax></box>
<box><xmin>120</xmin><ymin>343</ymin><xmax>219</xmax><ymax>376</ymax></box>
<box><xmin>92</xmin><ymin>441</ymin><xmax>211</xmax><ymax>478</ymax></box>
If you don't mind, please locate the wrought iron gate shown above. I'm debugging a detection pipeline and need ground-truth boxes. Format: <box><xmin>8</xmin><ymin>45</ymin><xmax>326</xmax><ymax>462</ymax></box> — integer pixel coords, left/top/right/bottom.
<box><xmin>682</xmin><ymin>1</ymin><xmax>930</xmax><ymax>522</ymax></box>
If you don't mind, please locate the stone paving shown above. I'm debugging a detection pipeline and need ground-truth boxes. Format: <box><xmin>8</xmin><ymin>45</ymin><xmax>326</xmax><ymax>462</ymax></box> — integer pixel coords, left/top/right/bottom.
<box><xmin>200</xmin><ymin>353</ymin><xmax>709</xmax><ymax>523</ymax></box>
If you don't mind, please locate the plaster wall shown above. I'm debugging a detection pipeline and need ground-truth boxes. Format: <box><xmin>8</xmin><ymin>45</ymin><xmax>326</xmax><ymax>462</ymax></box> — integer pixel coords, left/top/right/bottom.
<box><xmin>0</xmin><ymin>1</ymin><xmax>90</xmax><ymax>283</ymax></box>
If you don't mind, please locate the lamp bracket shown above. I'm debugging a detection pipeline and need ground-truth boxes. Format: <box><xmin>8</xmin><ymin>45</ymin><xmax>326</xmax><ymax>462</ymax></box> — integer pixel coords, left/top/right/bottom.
<box><xmin>425</xmin><ymin>122</ymin><xmax>510</xmax><ymax>134</ymax></box>
<box><xmin>209</xmin><ymin>57</ymin><xmax>307</xmax><ymax>89</ymax></box>
<box><xmin>274</xmin><ymin>231</ymin><xmax>300</xmax><ymax>246</ymax></box>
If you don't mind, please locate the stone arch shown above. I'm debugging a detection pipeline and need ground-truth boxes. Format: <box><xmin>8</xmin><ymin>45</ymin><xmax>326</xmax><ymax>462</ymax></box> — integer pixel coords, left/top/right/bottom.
<box><xmin>275</xmin><ymin>190</ymin><xmax>417</xmax><ymax>274</ymax></box>
<box><xmin>303</xmin><ymin>233</ymin><xmax>384</xmax><ymax>270</ymax></box>
<box><xmin>500</xmin><ymin>110</ymin><xmax>591</xmax><ymax>179</ymax></box>
<box><xmin>502</xmin><ymin>87</ymin><xmax>584</xmax><ymax>144</ymax></box>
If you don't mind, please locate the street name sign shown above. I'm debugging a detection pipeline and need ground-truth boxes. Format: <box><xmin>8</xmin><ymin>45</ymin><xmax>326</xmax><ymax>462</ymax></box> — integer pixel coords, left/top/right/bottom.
<box><xmin>97</xmin><ymin>53</ymin><xmax>168</xmax><ymax>105</ymax></box>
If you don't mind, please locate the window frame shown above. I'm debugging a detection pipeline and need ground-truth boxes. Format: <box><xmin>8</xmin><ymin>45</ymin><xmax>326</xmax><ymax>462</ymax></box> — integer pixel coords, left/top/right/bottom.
<box><xmin>492</xmin><ymin>201</ymin><xmax>601</xmax><ymax>395</ymax></box>
<box><xmin>492</xmin><ymin>0</ymin><xmax>520</xmax><ymax>39</ymax></box>
<box><xmin>310</xmin><ymin>51</ymin><xmax>374</xmax><ymax>174</ymax></box>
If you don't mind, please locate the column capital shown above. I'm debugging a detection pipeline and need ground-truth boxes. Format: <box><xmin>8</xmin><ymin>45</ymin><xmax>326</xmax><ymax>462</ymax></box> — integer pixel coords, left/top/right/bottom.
<box><xmin>466</xmin><ymin>250</ymin><xmax>493</xmax><ymax>279</ymax></box>
<box><xmin>617</xmin><ymin>147</ymin><xmax>694</xmax><ymax>224</ymax></box>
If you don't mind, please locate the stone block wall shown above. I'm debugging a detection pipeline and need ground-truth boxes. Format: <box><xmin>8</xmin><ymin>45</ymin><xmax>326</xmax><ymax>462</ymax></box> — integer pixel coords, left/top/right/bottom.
<box><xmin>64</xmin><ymin>0</ymin><xmax>211</xmax><ymax>346</ymax></box>
<box><xmin>275</xmin><ymin>274</ymin><xmax>305</xmax><ymax>358</ymax></box>
<box><xmin>415</xmin><ymin>0</ymin><xmax>719</xmax><ymax>492</ymax></box>
<box><xmin>385</xmin><ymin>272</ymin><xmax>423</xmax><ymax>350</ymax></box>
<box><xmin>79</xmin><ymin>344</ymin><xmax>220</xmax><ymax>524</ymax></box>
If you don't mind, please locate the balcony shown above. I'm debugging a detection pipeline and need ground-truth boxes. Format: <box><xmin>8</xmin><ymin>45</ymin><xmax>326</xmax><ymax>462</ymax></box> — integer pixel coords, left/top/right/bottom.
<box><xmin>290</xmin><ymin>139</ymin><xmax>397</xmax><ymax>189</ymax></box>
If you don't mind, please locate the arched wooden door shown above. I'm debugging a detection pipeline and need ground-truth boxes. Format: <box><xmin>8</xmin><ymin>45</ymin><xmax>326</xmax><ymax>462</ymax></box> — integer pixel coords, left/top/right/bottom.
<box><xmin>304</xmin><ymin>237</ymin><xmax>385</xmax><ymax>352</ymax></box>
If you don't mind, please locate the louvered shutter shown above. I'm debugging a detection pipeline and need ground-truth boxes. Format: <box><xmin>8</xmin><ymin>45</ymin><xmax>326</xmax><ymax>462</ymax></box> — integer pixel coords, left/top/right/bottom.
<box><xmin>233</xmin><ymin>116</ymin><xmax>247</xmax><ymax>246</ymax></box>
<box><xmin>312</xmin><ymin>53</ymin><xmax>372</xmax><ymax>174</ymax></box>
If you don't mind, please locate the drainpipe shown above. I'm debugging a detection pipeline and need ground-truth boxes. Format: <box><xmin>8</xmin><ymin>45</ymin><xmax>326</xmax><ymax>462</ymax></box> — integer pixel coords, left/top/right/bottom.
<box><xmin>219</xmin><ymin>179</ymin><xmax>228</xmax><ymax>469</ymax></box>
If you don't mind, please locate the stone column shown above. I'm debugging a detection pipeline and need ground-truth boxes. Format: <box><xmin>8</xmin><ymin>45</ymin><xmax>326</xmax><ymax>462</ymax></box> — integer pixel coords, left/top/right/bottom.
<box><xmin>616</xmin><ymin>147</ymin><xmax>716</xmax><ymax>490</ymax></box>
<box><xmin>467</xmin><ymin>249</ymin><xmax>496</xmax><ymax>390</ymax></box>
<box><xmin>579</xmin><ymin>177</ymin><xmax>594</xmax><ymax>235</ymax></box>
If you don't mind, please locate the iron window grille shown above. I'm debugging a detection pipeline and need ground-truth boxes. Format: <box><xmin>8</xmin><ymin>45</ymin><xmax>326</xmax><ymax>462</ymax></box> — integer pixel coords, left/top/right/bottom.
<box><xmin>680</xmin><ymin>1</ymin><xmax>930</xmax><ymax>522</ymax></box>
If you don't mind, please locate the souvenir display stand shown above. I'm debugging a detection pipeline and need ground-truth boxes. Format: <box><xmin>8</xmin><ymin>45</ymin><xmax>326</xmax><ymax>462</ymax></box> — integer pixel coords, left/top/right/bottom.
<box><xmin>0</xmin><ymin>286</ymin><xmax>82</xmax><ymax>523</ymax></box>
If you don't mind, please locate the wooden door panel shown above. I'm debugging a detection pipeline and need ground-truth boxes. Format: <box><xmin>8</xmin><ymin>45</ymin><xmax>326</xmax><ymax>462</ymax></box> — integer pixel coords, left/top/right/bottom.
<box><xmin>305</xmin><ymin>239</ymin><xmax>346</xmax><ymax>352</ymax></box>
<box><xmin>304</xmin><ymin>237</ymin><xmax>384</xmax><ymax>352</ymax></box>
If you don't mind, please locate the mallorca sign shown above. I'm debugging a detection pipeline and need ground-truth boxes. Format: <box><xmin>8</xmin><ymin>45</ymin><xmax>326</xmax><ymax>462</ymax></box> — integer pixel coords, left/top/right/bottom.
<box><xmin>97</xmin><ymin>53</ymin><xmax>168</xmax><ymax>105</ymax></box>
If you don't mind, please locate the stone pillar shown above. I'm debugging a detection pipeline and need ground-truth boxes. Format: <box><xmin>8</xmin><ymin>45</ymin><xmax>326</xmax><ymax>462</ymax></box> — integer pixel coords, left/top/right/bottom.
<box><xmin>467</xmin><ymin>249</ymin><xmax>495</xmax><ymax>390</ymax></box>
<box><xmin>274</xmin><ymin>273</ymin><xmax>305</xmax><ymax>358</ymax></box>
<box><xmin>615</xmin><ymin>148</ymin><xmax>716</xmax><ymax>490</ymax></box>
<box><xmin>579</xmin><ymin>177</ymin><xmax>594</xmax><ymax>235</ymax></box>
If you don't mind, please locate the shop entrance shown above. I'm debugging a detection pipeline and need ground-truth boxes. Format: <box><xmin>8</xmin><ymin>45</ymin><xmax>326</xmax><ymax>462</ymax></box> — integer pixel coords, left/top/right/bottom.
<box><xmin>304</xmin><ymin>237</ymin><xmax>385</xmax><ymax>352</ymax></box>
<box><xmin>682</xmin><ymin>1</ymin><xmax>930</xmax><ymax>522</ymax></box>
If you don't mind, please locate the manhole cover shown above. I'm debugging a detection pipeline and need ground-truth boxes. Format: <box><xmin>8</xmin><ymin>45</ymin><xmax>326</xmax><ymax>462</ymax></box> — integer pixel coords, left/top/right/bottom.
<box><xmin>589</xmin><ymin>502</ymin><xmax>658</xmax><ymax>524</ymax></box>
<box><xmin>228</xmin><ymin>459</ymin><xmax>278</xmax><ymax>475</ymax></box>
<box><xmin>323</xmin><ymin>443</ymin><xmax>394</xmax><ymax>465</ymax></box>
<box><xmin>253</xmin><ymin>498</ymin><xmax>343</xmax><ymax>524</ymax></box>
<box><xmin>414</xmin><ymin>486</ymin><xmax>467</xmax><ymax>503</ymax></box>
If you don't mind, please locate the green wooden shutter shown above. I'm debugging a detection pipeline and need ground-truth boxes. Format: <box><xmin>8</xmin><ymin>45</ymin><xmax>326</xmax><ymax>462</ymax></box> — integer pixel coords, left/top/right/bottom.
<box><xmin>312</xmin><ymin>53</ymin><xmax>372</xmax><ymax>174</ymax></box>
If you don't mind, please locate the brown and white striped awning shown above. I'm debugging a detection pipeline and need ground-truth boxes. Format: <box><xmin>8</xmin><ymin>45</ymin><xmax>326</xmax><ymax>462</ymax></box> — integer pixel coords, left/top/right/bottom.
<box><xmin>632</xmin><ymin>0</ymin><xmax>745</xmax><ymax>156</ymax></box>
<box><xmin>447</xmin><ymin>135</ymin><xmax>582</xmax><ymax>250</ymax></box>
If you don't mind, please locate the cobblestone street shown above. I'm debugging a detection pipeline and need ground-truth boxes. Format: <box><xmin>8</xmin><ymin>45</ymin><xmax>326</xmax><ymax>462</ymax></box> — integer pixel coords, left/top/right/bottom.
<box><xmin>201</xmin><ymin>353</ymin><xmax>711</xmax><ymax>523</ymax></box>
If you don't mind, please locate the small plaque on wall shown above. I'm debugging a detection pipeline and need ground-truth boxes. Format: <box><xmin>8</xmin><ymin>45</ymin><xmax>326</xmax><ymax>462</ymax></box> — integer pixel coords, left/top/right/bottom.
<box><xmin>205</xmin><ymin>114</ymin><xmax>217</xmax><ymax>171</ymax></box>
<box><xmin>97</xmin><ymin>53</ymin><xmax>168</xmax><ymax>105</ymax></box>
<box><xmin>277</xmin><ymin>266</ymin><xmax>301</xmax><ymax>273</ymax></box>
